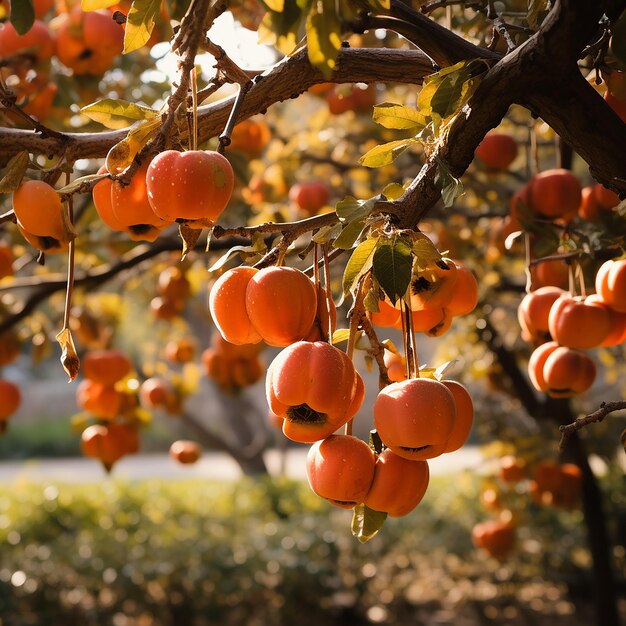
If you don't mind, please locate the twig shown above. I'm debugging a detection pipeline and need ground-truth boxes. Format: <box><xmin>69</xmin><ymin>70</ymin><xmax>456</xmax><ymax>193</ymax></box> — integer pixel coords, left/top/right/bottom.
<box><xmin>559</xmin><ymin>401</ymin><xmax>626</xmax><ymax>449</ymax></box>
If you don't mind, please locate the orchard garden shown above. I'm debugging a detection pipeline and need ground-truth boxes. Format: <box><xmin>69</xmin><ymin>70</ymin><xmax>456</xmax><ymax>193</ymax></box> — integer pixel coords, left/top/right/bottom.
<box><xmin>0</xmin><ymin>0</ymin><xmax>625</xmax><ymax>624</ymax></box>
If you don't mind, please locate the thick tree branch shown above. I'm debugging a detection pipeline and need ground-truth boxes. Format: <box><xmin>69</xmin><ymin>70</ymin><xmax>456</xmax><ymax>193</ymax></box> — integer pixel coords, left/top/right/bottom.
<box><xmin>0</xmin><ymin>48</ymin><xmax>434</xmax><ymax>161</ymax></box>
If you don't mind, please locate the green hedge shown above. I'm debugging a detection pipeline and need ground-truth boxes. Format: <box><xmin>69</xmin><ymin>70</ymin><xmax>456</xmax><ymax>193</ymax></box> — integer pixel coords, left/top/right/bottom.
<box><xmin>0</xmin><ymin>474</ymin><xmax>622</xmax><ymax>626</ymax></box>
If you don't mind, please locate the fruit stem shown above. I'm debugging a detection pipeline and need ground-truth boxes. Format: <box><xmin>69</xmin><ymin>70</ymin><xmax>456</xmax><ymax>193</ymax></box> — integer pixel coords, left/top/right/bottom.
<box><xmin>524</xmin><ymin>232</ymin><xmax>532</xmax><ymax>293</ymax></box>
<box><xmin>576</xmin><ymin>261</ymin><xmax>587</xmax><ymax>298</ymax></box>
<box><xmin>323</xmin><ymin>244</ymin><xmax>333</xmax><ymax>342</ymax></box>
<box><xmin>190</xmin><ymin>67</ymin><xmax>198</xmax><ymax>151</ymax></box>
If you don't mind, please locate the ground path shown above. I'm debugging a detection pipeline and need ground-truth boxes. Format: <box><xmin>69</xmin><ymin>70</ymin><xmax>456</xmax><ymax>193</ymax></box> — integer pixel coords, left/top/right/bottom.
<box><xmin>0</xmin><ymin>446</ymin><xmax>483</xmax><ymax>483</ymax></box>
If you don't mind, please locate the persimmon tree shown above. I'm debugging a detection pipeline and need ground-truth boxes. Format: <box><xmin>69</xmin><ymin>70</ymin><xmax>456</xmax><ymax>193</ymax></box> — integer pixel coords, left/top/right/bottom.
<box><xmin>1</xmin><ymin>1</ymin><xmax>626</xmax><ymax>624</ymax></box>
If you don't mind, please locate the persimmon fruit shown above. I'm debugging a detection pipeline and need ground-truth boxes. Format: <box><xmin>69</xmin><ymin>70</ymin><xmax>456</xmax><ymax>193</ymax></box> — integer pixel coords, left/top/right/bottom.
<box><xmin>526</xmin><ymin>169</ymin><xmax>582</xmax><ymax>220</ymax></box>
<box><xmin>146</xmin><ymin>150</ymin><xmax>234</xmax><ymax>223</ymax></box>
<box><xmin>474</xmin><ymin>133</ymin><xmax>518</xmax><ymax>171</ymax></box>
<box><xmin>595</xmin><ymin>259</ymin><xmax>626</xmax><ymax>313</ymax></box>
<box><xmin>548</xmin><ymin>294</ymin><xmax>612</xmax><ymax>349</ymax></box>
<box><xmin>306</xmin><ymin>434</ymin><xmax>376</xmax><ymax>509</ymax></box>
<box><xmin>0</xmin><ymin>20</ymin><xmax>55</xmax><ymax>62</ymax></box>
<box><xmin>364</xmin><ymin>450</ymin><xmax>430</xmax><ymax>517</ymax></box>
<box><xmin>0</xmin><ymin>379</ymin><xmax>21</xmax><ymax>420</ymax></box>
<box><xmin>289</xmin><ymin>182</ymin><xmax>330</xmax><ymax>215</ymax></box>
<box><xmin>374</xmin><ymin>377</ymin><xmax>457</xmax><ymax>460</ymax></box>
<box><xmin>169</xmin><ymin>440</ymin><xmax>201</xmax><ymax>465</ymax></box>
<box><xmin>472</xmin><ymin>519</ymin><xmax>515</xmax><ymax>558</ymax></box>
<box><xmin>441</xmin><ymin>380</ymin><xmax>474</xmax><ymax>453</ymax></box>
<box><xmin>82</xmin><ymin>349</ymin><xmax>132</xmax><ymax>386</ymax></box>
<box><xmin>55</xmin><ymin>7</ymin><xmax>124</xmax><ymax>75</ymax></box>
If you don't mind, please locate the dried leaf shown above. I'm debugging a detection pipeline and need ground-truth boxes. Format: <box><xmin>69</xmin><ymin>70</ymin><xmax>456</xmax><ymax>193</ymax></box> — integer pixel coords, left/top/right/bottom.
<box><xmin>0</xmin><ymin>151</ymin><xmax>30</xmax><ymax>193</ymax></box>
<box><xmin>56</xmin><ymin>328</ymin><xmax>80</xmax><ymax>382</ymax></box>
<box><xmin>179</xmin><ymin>223</ymin><xmax>202</xmax><ymax>260</ymax></box>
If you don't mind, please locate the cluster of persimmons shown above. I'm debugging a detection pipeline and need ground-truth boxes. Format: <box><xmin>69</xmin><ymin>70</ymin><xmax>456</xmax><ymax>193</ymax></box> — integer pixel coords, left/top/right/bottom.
<box><xmin>474</xmin><ymin>456</ymin><xmax>583</xmax><ymax>558</ymax></box>
<box><xmin>208</xmin><ymin>245</ymin><xmax>478</xmax><ymax>519</ymax></box>
<box><xmin>500</xmin><ymin>165</ymin><xmax>626</xmax><ymax>398</ymax></box>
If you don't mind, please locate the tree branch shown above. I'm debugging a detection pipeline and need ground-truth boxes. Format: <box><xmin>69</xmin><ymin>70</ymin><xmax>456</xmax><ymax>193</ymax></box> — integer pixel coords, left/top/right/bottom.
<box><xmin>0</xmin><ymin>48</ymin><xmax>434</xmax><ymax>161</ymax></box>
<box><xmin>559</xmin><ymin>400</ymin><xmax>626</xmax><ymax>449</ymax></box>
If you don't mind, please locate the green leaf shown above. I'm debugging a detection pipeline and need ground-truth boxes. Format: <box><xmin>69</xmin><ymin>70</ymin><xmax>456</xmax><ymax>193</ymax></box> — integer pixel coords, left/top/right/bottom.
<box><xmin>0</xmin><ymin>151</ymin><xmax>30</xmax><ymax>193</ymax></box>
<box><xmin>372</xmin><ymin>239</ymin><xmax>413</xmax><ymax>305</ymax></box>
<box><xmin>335</xmin><ymin>195</ymin><xmax>378</xmax><ymax>222</ymax></box>
<box><xmin>434</xmin><ymin>157</ymin><xmax>464</xmax><ymax>207</ymax></box>
<box><xmin>359</xmin><ymin>139</ymin><xmax>418</xmax><ymax>168</ymax></box>
<box><xmin>306</xmin><ymin>0</ymin><xmax>342</xmax><ymax>79</ymax></box>
<box><xmin>418</xmin><ymin>60</ymin><xmax>486</xmax><ymax>132</ymax></box>
<box><xmin>81</xmin><ymin>99</ymin><xmax>159</xmax><ymax>129</ymax></box>
<box><xmin>342</xmin><ymin>236</ymin><xmax>378</xmax><ymax>295</ymax></box>
<box><xmin>82</xmin><ymin>0</ymin><xmax>118</xmax><ymax>9</ymax></box>
<box><xmin>610</xmin><ymin>10</ymin><xmax>626</xmax><ymax>66</ymax></box>
<box><xmin>124</xmin><ymin>0</ymin><xmax>161</xmax><ymax>54</ymax></box>
<box><xmin>312</xmin><ymin>221</ymin><xmax>342</xmax><ymax>244</ymax></box>
<box><xmin>351</xmin><ymin>503</ymin><xmax>387</xmax><ymax>543</ymax></box>
<box><xmin>527</xmin><ymin>0</ymin><xmax>549</xmax><ymax>29</ymax></box>
<box><xmin>9</xmin><ymin>0</ymin><xmax>34</xmax><ymax>35</ymax></box>
<box><xmin>333</xmin><ymin>217</ymin><xmax>366</xmax><ymax>250</ymax></box>
<box><xmin>412</xmin><ymin>234</ymin><xmax>442</xmax><ymax>271</ymax></box>
<box><xmin>372</xmin><ymin>103</ymin><xmax>426</xmax><ymax>130</ymax></box>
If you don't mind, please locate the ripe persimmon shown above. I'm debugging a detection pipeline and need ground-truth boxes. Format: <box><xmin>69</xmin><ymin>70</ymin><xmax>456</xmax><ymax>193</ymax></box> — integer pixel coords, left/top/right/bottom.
<box><xmin>245</xmin><ymin>266</ymin><xmax>317</xmax><ymax>347</ymax></box>
<box><xmin>593</xmin><ymin>183</ymin><xmax>620</xmax><ymax>209</ymax></box>
<box><xmin>0</xmin><ymin>330</ymin><xmax>20</xmax><ymax>366</ymax></box>
<box><xmin>0</xmin><ymin>379</ymin><xmax>21</xmax><ymax>420</ymax></box>
<box><xmin>472</xmin><ymin>519</ymin><xmax>515</xmax><ymax>558</ymax></box>
<box><xmin>531</xmin><ymin>258</ymin><xmax>569</xmax><ymax>289</ymax></box>
<box><xmin>82</xmin><ymin>349</ymin><xmax>132</xmax><ymax>386</ymax></box>
<box><xmin>76</xmin><ymin>379</ymin><xmax>122</xmax><ymax>420</ymax></box>
<box><xmin>289</xmin><ymin>182</ymin><xmax>330</xmax><ymax>215</ymax></box>
<box><xmin>445</xmin><ymin>261</ymin><xmax>479</xmax><ymax>317</ymax></box>
<box><xmin>92</xmin><ymin>167</ymin><xmax>129</xmax><ymax>232</ymax></box>
<box><xmin>409</xmin><ymin>258</ymin><xmax>458</xmax><ymax>311</ymax></box>
<box><xmin>81</xmin><ymin>422</ymin><xmax>138</xmax><ymax>471</ymax></box>
<box><xmin>267</xmin><ymin>341</ymin><xmax>363</xmax><ymax>443</ymax></box>
<box><xmin>474</xmin><ymin>133</ymin><xmax>518</xmax><ymax>171</ymax></box>
<box><xmin>209</xmin><ymin>266</ymin><xmax>263</xmax><ymax>345</ymax></box>
<box><xmin>306</xmin><ymin>434</ymin><xmax>376</xmax><ymax>509</ymax></box>
<box><xmin>0</xmin><ymin>243</ymin><xmax>14</xmax><ymax>279</ymax></box>
<box><xmin>548</xmin><ymin>294</ymin><xmax>612</xmax><ymax>349</ymax></box>
<box><xmin>228</xmin><ymin>117</ymin><xmax>271</xmax><ymax>158</ymax></box>
<box><xmin>578</xmin><ymin>186</ymin><xmax>601</xmax><ymax>221</ymax></box>
<box><xmin>146</xmin><ymin>150</ymin><xmax>234</xmax><ymax>223</ymax></box>
<box><xmin>364</xmin><ymin>450</ymin><xmax>430</xmax><ymax>517</ymax></box>
<box><xmin>169</xmin><ymin>440</ymin><xmax>201</xmax><ymax>464</ymax></box>
<box><xmin>374</xmin><ymin>378</ymin><xmax>456</xmax><ymax>460</ymax></box>
<box><xmin>0</xmin><ymin>20</ymin><xmax>55</xmax><ymax>62</ymax></box>
<box><xmin>528</xmin><ymin>341</ymin><xmax>596</xmax><ymax>398</ymax></box>
<box><xmin>499</xmin><ymin>456</ymin><xmax>527</xmax><ymax>483</ymax></box>
<box><xmin>441</xmin><ymin>380</ymin><xmax>474</xmax><ymax>453</ymax></box>
<box><xmin>12</xmin><ymin>180</ymin><xmax>64</xmax><ymax>239</ymax></box>
<box><xmin>517</xmin><ymin>286</ymin><xmax>565</xmax><ymax>343</ymax></box>
<box><xmin>139</xmin><ymin>377</ymin><xmax>178</xmax><ymax>412</ymax></box>
<box><xmin>526</xmin><ymin>169</ymin><xmax>581</xmax><ymax>220</ymax></box>
<box><xmin>55</xmin><ymin>8</ymin><xmax>124</xmax><ymax>75</ymax></box>
<box><xmin>110</xmin><ymin>162</ymin><xmax>171</xmax><ymax>241</ymax></box>
<box><xmin>595</xmin><ymin>258</ymin><xmax>626</xmax><ymax>313</ymax></box>
<box><xmin>585</xmin><ymin>294</ymin><xmax>626</xmax><ymax>346</ymax></box>
<box><xmin>164</xmin><ymin>337</ymin><xmax>195</xmax><ymax>364</ymax></box>
<box><xmin>383</xmin><ymin>350</ymin><xmax>407</xmax><ymax>383</ymax></box>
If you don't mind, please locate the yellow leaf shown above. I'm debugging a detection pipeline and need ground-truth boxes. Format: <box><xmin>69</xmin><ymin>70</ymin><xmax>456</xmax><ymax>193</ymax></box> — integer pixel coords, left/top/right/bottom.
<box><xmin>81</xmin><ymin>99</ymin><xmax>159</xmax><ymax>129</ymax></box>
<box><xmin>82</xmin><ymin>0</ymin><xmax>118</xmax><ymax>9</ymax></box>
<box><xmin>124</xmin><ymin>0</ymin><xmax>161</xmax><ymax>54</ymax></box>
<box><xmin>56</xmin><ymin>328</ymin><xmax>80</xmax><ymax>382</ymax></box>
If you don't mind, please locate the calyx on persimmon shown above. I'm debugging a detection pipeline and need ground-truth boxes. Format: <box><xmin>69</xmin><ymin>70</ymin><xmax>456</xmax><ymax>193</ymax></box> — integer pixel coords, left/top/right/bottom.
<box><xmin>266</xmin><ymin>341</ymin><xmax>364</xmax><ymax>443</ymax></box>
